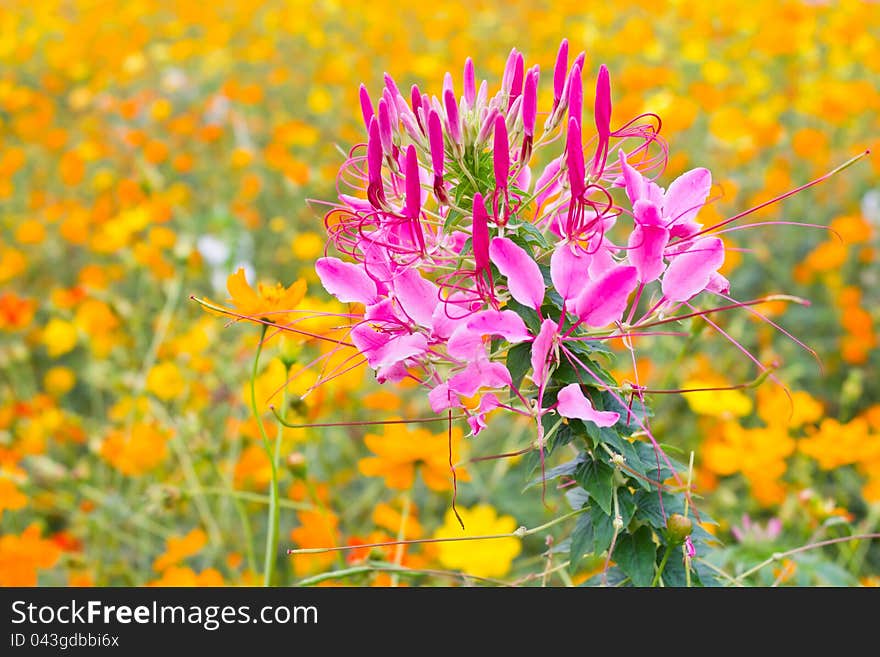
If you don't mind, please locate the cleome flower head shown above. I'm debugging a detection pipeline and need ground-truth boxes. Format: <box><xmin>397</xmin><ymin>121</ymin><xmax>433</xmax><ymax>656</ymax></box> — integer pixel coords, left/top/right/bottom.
<box><xmin>311</xmin><ymin>40</ymin><xmax>739</xmax><ymax>443</ymax></box>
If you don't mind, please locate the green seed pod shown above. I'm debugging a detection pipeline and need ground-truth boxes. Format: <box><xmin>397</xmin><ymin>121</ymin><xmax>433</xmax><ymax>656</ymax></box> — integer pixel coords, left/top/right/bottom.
<box><xmin>666</xmin><ymin>513</ymin><xmax>693</xmax><ymax>543</ymax></box>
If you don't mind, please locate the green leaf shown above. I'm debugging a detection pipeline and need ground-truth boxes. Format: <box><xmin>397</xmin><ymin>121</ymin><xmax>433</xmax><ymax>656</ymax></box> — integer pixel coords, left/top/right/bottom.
<box><xmin>510</xmin><ymin>219</ymin><xmax>549</xmax><ymax>250</ymax></box>
<box><xmin>633</xmin><ymin>441</ymin><xmax>678</xmax><ymax>480</ymax></box>
<box><xmin>590</xmin><ymin>505</ymin><xmax>615</xmax><ymax>555</ymax></box>
<box><xmin>565</xmin><ymin>486</ymin><xmax>590</xmax><ymax>510</ymax></box>
<box><xmin>505</xmin><ymin>299</ymin><xmax>541</xmax><ymax>334</ymax></box>
<box><xmin>633</xmin><ymin>490</ymin><xmax>687</xmax><ymax>529</ymax></box>
<box><xmin>506</xmin><ymin>342</ymin><xmax>531</xmax><ymax>390</ymax></box>
<box><xmin>661</xmin><ymin>549</ymin><xmax>690</xmax><ymax>587</ymax></box>
<box><xmin>564</xmin><ymin>338</ymin><xmax>616</xmax><ymax>366</ymax></box>
<box><xmin>569</xmin><ymin>513</ymin><xmax>594</xmax><ymax>573</ymax></box>
<box><xmin>525</xmin><ymin>454</ymin><xmax>583</xmax><ymax>490</ymax></box>
<box><xmin>574</xmin><ymin>457</ymin><xmax>614</xmax><ymax>515</ymax></box>
<box><xmin>602</xmin><ymin>433</ymin><xmax>650</xmax><ymax>490</ymax></box>
<box><xmin>581</xmin><ymin>566</ymin><xmax>629</xmax><ymax>587</ymax></box>
<box><xmin>617</xmin><ymin>487</ymin><xmax>638</xmax><ymax>526</ymax></box>
<box><xmin>613</xmin><ymin>526</ymin><xmax>657</xmax><ymax>587</ymax></box>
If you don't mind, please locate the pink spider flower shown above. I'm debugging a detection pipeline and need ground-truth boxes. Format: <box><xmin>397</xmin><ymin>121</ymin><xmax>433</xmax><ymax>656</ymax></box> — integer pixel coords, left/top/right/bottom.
<box><xmin>300</xmin><ymin>38</ymin><xmax>860</xmax><ymax>469</ymax></box>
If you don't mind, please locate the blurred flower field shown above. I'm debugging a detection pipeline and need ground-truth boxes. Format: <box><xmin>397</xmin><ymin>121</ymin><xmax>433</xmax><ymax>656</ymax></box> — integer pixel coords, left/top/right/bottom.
<box><xmin>1</xmin><ymin>0</ymin><xmax>879</xmax><ymax>587</ymax></box>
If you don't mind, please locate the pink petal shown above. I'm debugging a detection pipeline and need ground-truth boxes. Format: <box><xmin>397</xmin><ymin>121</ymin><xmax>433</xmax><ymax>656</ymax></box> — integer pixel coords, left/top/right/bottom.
<box><xmin>664</xmin><ymin>167</ymin><xmax>712</xmax><ymax>226</ymax></box>
<box><xmin>489</xmin><ymin>237</ymin><xmax>545</xmax><ymax>310</ymax></box>
<box><xmin>376</xmin><ymin>362</ymin><xmax>409</xmax><ymax>384</ymax></box>
<box><xmin>430</xmin><ymin>302</ymin><xmax>457</xmax><ymax>340</ymax></box>
<box><xmin>364</xmin><ymin>298</ymin><xmax>398</xmax><ymax>324</ymax></box>
<box><xmin>393</xmin><ymin>269</ymin><xmax>439</xmax><ymax>328</ymax></box>
<box><xmin>429</xmin><ymin>383</ymin><xmax>460</xmax><ymax>413</ymax></box>
<box><xmin>448</xmin><ymin>359</ymin><xmax>511</xmax><ymax>397</ymax></box>
<box><xmin>315</xmin><ymin>257</ymin><xmax>378</xmax><ymax>304</ymax></box>
<box><xmin>515</xmin><ymin>164</ymin><xmax>531</xmax><ymax>191</ymax></box>
<box><xmin>530</xmin><ymin>318</ymin><xmax>557</xmax><ymax>388</ymax></box>
<box><xmin>535</xmin><ymin>158</ymin><xmax>563</xmax><ymax>208</ymax></box>
<box><xmin>662</xmin><ymin>237</ymin><xmax>725</xmax><ymax>302</ymax></box>
<box><xmin>556</xmin><ymin>384</ymin><xmax>619</xmax><ymax>426</ymax></box>
<box><xmin>633</xmin><ymin>199</ymin><xmax>663</xmax><ymax>227</ymax></box>
<box><xmin>706</xmin><ymin>271</ymin><xmax>730</xmax><ymax>295</ymax></box>
<box><xmin>467</xmin><ymin>393</ymin><xmax>502</xmax><ymax>435</ymax></box>
<box><xmin>375</xmin><ymin>333</ymin><xmax>428</xmax><ymax>369</ymax></box>
<box><xmin>446</xmin><ymin>327</ymin><xmax>485</xmax><ymax>360</ymax></box>
<box><xmin>551</xmin><ymin>243</ymin><xmax>592</xmax><ymax>302</ymax></box>
<box><xmin>587</xmin><ymin>241</ymin><xmax>617</xmax><ymax>280</ymax></box>
<box><xmin>618</xmin><ymin>150</ymin><xmax>645</xmax><ymax>206</ymax></box>
<box><xmin>466</xmin><ymin>310</ymin><xmax>530</xmax><ymax>342</ymax></box>
<box><xmin>574</xmin><ymin>265</ymin><xmax>638</xmax><ymax>327</ymax></box>
<box><xmin>627</xmin><ymin>224</ymin><xmax>669</xmax><ymax>283</ymax></box>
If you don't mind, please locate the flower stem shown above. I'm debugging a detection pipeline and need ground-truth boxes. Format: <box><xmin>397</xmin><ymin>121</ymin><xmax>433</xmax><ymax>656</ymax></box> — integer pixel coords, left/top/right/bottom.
<box><xmin>249</xmin><ymin>324</ymin><xmax>281</xmax><ymax>587</ymax></box>
<box><xmin>651</xmin><ymin>543</ymin><xmax>673</xmax><ymax>587</ymax></box>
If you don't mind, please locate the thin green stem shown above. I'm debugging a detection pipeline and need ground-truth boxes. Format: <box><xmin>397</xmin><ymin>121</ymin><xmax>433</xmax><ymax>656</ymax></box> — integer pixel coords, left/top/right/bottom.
<box><xmin>249</xmin><ymin>324</ymin><xmax>279</xmax><ymax>586</ymax></box>
<box><xmin>651</xmin><ymin>543</ymin><xmax>673</xmax><ymax>587</ymax></box>
<box><xmin>734</xmin><ymin>533</ymin><xmax>880</xmax><ymax>584</ymax></box>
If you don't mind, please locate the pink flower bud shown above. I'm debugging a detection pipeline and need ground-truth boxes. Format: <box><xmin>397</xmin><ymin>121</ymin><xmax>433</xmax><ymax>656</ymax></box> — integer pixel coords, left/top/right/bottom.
<box><xmin>444</xmin><ymin>88</ymin><xmax>462</xmax><ymax>144</ymax></box>
<box><xmin>508</xmin><ymin>52</ymin><xmax>524</xmax><ymax>109</ymax></box>
<box><xmin>359</xmin><ymin>84</ymin><xmax>374</xmax><ymax>130</ymax></box>
<box><xmin>553</xmin><ymin>39</ymin><xmax>569</xmax><ymax>109</ymax></box>
<box><xmin>463</xmin><ymin>57</ymin><xmax>476</xmax><ymax>109</ymax></box>
<box><xmin>568</xmin><ymin>63</ymin><xmax>583</xmax><ymax>127</ymax></box>
<box><xmin>405</xmin><ymin>144</ymin><xmax>421</xmax><ymax>220</ymax></box>
<box><xmin>493</xmin><ymin>114</ymin><xmax>509</xmax><ymax>189</ymax></box>
<box><xmin>377</xmin><ymin>98</ymin><xmax>393</xmax><ymax>156</ymax></box>
<box><xmin>522</xmin><ymin>67</ymin><xmax>539</xmax><ymax>138</ymax></box>
<box><xmin>428</xmin><ymin>109</ymin><xmax>445</xmax><ymax>177</ymax></box>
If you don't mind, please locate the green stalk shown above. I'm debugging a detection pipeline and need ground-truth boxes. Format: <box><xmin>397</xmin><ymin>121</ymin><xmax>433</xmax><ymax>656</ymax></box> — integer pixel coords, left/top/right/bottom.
<box><xmin>651</xmin><ymin>543</ymin><xmax>673</xmax><ymax>587</ymax></box>
<box><xmin>249</xmin><ymin>324</ymin><xmax>281</xmax><ymax>586</ymax></box>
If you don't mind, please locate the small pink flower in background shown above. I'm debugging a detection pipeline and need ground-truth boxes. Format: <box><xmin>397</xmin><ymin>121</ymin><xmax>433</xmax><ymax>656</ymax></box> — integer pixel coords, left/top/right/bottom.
<box><xmin>731</xmin><ymin>514</ymin><xmax>783</xmax><ymax>544</ymax></box>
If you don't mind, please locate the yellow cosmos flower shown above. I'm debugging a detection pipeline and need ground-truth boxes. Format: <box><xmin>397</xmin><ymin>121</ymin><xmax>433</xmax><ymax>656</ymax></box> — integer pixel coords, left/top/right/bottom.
<box><xmin>682</xmin><ymin>377</ymin><xmax>753</xmax><ymax>419</ymax></box>
<box><xmin>433</xmin><ymin>505</ymin><xmax>521</xmax><ymax>579</ymax></box>
<box><xmin>43</xmin><ymin>366</ymin><xmax>76</xmax><ymax>396</ymax></box>
<box><xmin>42</xmin><ymin>318</ymin><xmax>78</xmax><ymax>358</ymax></box>
<box><xmin>146</xmin><ymin>361</ymin><xmax>186</xmax><ymax>401</ymax></box>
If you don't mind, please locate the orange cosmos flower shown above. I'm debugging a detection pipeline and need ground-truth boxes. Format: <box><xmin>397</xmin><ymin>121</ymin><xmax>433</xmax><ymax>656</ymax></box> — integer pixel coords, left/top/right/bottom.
<box><xmin>358</xmin><ymin>422</ymin><xmax>469</xmax><ymax>492</ymax></box>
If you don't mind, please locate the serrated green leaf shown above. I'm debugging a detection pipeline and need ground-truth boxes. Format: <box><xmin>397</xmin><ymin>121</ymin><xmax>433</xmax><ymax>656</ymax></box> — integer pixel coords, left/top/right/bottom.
<box><xmin>569</xmin><ymin>513</ymin><xmax>594</xmax><ymax>573</ymax></box>
<box><xmin>565</xmin><ymin>486</ymin><xmax>590</xmax><ymax>510</ymax></box>
<box><xmin>510</xmin><ymin>219</ymin><xmax>550</xmax><ymax>249</ymax></box>
<box><xmin>633</xmin><ymin>490</ymin><xmax>687</xmax><ymax>529</ymax></box>
<box><xmin>525</xmin><ymin>453</ymin><xmax>583</xmax><ymax>490</ymax></box>
<box><xmin>590</xmin><ymin>505</ymin><xmax>615</xmax><ymax>555</ymax></box>
<box><xmin>574</xmin><ymin>458</ymin><xmax>614</xmax><ymax>515</ymax></box>
<box><xmin>613</xmin><ymin>526</ymin><xmax>657</xmax><ymax>587</ymax></box>
<box><xmin>601</xmin><ymin>433</ymin><xmax>650</xmax><ymax>490</ymax></box>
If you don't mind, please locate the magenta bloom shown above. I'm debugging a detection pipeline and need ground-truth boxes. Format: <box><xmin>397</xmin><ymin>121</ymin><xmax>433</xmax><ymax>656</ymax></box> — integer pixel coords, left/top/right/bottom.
<box><xmin>308</xmin><ymin>37</ymin><xmax>802</xmax><ymax>446</ymax></box>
